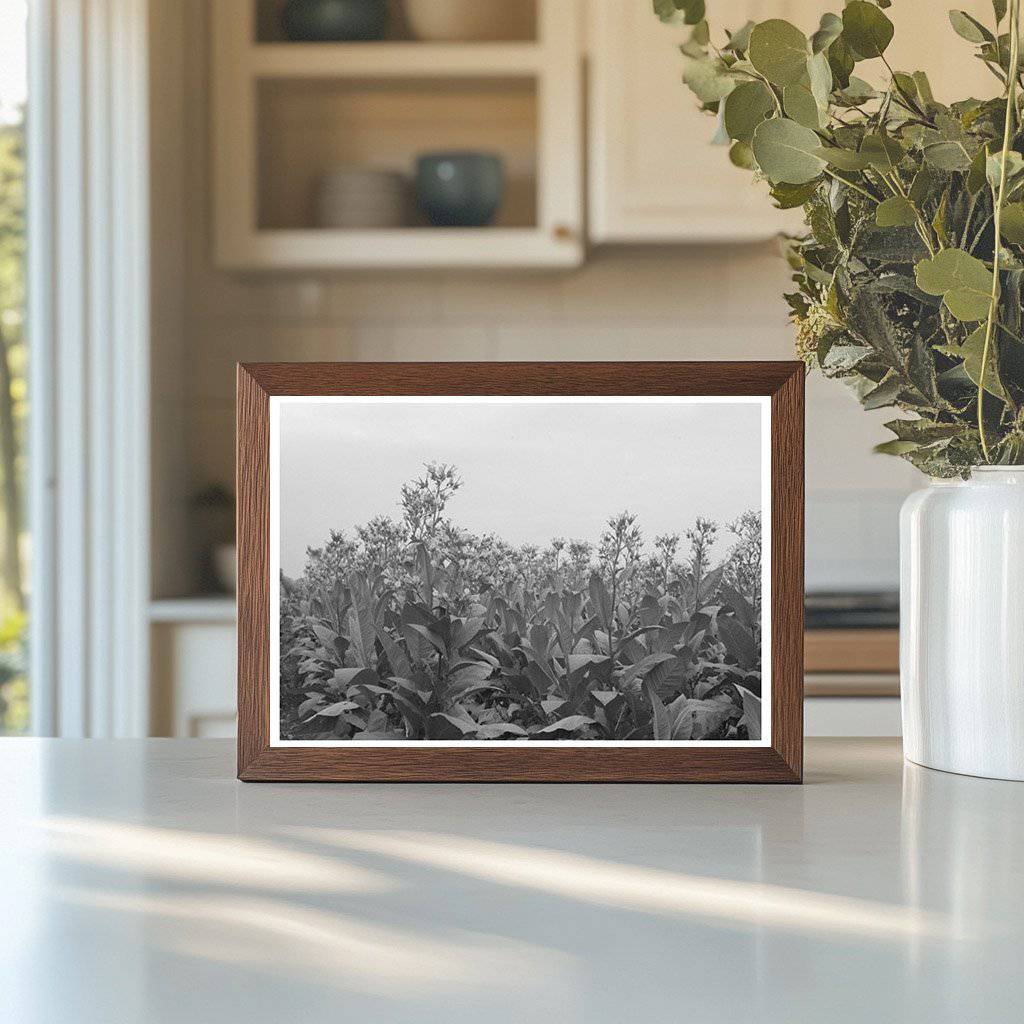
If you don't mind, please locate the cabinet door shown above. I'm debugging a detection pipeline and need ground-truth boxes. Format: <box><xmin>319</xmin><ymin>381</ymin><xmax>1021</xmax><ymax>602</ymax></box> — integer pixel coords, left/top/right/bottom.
<box><xmin>588</xmin><ymin>1</ymin><xmax>813</xmax><ymax>243</ymax></box>
<box><xmin>883</xmin><ymin>0</ymin><xmax>995</xmax><ymax>103</ymax></box>
<box><xmin>212</xmin><ymin>0</ymin><xmax>584</xmax><ymax>269</ymax></box>
<box><xmin>588</xmin><ymin>1</ymin><xmax>998</xmax><ymax>244</ymax></box>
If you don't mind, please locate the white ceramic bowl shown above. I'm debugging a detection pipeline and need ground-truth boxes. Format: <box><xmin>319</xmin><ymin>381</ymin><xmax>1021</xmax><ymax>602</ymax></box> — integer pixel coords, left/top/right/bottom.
<box><xmin>318</xmin><ymin>167</ymin><xmax>407</xmax><ymax>193</ymax></box>
<box><xmin>314</xmin><ymin>168</ymin><xmax>409</xmax><ymax>228</ymax></box>
<box><xmin>403</xmin><ymin>0</ymin><xmax>534</xmax><ymax>42</ymax></box>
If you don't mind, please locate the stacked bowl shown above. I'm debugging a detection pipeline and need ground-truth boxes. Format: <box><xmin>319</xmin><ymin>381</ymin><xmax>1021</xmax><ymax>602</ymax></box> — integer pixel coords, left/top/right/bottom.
<box><xmin>314</xmin><ymin>167</ymin><xmax>409</xmax><ymax>229</ymax></box>
<box><xmin>403</xmin><ymin>0</ymin><xmax>534</xmax><ymax>41</ymax></box>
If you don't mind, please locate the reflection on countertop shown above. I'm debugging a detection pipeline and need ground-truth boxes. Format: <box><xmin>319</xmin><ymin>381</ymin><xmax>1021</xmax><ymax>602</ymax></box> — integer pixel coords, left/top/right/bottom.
<box><xmin>0</xmin><ymin>738</ymin><xmax>1022</xmax><ymax>1023</ymax></box>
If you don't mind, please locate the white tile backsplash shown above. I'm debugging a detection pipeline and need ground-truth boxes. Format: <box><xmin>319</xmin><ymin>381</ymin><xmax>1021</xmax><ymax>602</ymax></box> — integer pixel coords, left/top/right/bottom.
<box><xmin>806</xmin><ymin>490</ymin><xmax>906</xmax><ymax>592</ymax></box>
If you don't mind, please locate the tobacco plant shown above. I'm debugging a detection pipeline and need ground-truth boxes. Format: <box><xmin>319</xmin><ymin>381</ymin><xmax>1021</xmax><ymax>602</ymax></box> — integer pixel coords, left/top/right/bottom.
<box><xmin>279</xmin><ymin>463</ymin><xmax>763</xmax><ymax>742</ymax></box>
<box><xmin>660</xmin><ymin>0</ymin><xmax>1024</xmax><ymax>475</ymax></box>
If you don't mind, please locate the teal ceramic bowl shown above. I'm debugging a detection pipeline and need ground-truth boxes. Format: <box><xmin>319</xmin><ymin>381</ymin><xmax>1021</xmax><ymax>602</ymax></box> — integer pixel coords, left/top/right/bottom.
<box><xmin>415</xmin><ymin>152</ymin><xmax>505</xmax><ymax>228</ymax></box>
<box><xmin>280</xmin><ymin>0</ymin><xmax>388</xmax><ymax>42</ymax></box>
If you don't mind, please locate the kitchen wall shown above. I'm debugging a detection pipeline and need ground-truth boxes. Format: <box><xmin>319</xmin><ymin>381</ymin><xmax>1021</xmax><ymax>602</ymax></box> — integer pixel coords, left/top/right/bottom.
<box><xmin>152</xmin><ymin>0</ymin><xmax>918</xmax><ymax>599</ymax></box>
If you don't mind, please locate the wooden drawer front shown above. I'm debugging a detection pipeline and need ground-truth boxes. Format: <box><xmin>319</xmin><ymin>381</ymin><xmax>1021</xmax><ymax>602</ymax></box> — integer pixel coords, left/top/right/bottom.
<box><xmin>805</xmin><ymin>629</ymin><xmax>899</xmax><ymax>674</ymax></box>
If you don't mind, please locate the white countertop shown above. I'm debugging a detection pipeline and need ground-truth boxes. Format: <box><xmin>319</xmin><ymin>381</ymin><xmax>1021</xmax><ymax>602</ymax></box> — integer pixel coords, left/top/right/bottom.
<box><xmin>1</xmin><ymin>738</ymin><xmax>1021</xmax><ymax>1023</ymax></box>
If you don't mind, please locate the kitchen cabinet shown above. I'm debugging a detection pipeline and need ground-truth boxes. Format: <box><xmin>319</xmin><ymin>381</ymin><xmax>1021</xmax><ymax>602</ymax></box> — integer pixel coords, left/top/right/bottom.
<box><xmin>212</xmin><ymin>0</ymin><xmax>583</xmax><ymax>269</ymax></box>
<box><xmin>209</xmin><ymin>1</ymin><xmax>1005</xmax><ymax>264</ymax></box>
<box><xmin>587</xmin><ymin>0</ymin><xmax>999</xmax><ymax>244</ymax></box>
<box><xmin>587</xmin><ymin>1</ymin><xmax>812</xmax><ymax>243</ymax></box>
<box><xmin>150</xmin><ymin>601</ymin><xmax>236</xmax><ymax>738</ymax></box>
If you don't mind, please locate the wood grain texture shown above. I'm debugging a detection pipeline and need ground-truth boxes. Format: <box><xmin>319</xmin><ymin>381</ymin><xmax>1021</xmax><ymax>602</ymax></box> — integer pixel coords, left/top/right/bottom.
<box><xmin>236</xmin><ymin>361</ymin><xmax>805</xmax><ymax>783</ymax></box>
<box><xmin>236</xmin><ymin>366</ymin><xmax>270</xmax><ymax>777</ymax></box>
<box><xmin>770</xmin><ymin>366</ymin><xmax>804</xmax><ymax>783</ymax></box>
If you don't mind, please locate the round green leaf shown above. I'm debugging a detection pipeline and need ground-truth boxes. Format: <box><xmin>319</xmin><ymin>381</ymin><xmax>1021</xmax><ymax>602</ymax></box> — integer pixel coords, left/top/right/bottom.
<box><xmin>807</xmin><ymin>51</ymin><xmax>833</xmax><ymax>108</ymax></box>
<box><xmin>770</xmin><ymin>179</ymin><xmax>820</xmax><ymax>209</ymax></box>
<box><xmin>1000</xmin><ymin>202</ymin><xmax>1024</xmax><ymax>243</ymax></box>
<box><xmin>783</xmin><ymin>83</ymin><xmax>821</xmax><ymax>129</ymax></box>
<box><xmin>860</xmin><ymin>133</ymin><xmax>905</xmax><ymax>172</ymax></box>
<box><xmin>924</xmin><ymin>141</ymin><xmax>973</xmax><ymax>172</ymax></box>
<box><xmin>752</xmin><ymin>117</ymin><xmax>826</xmax><ymax>184</ymax></box>
<box><xmin>724</xmin><ymin>80</ymin><xmax>775</xmax><ymax>142</ymax></box>
<box><xmin>874</xmin><ymin>439</ymin><xmax>922</xmax><ymax>456</ymax></box>
<box><xmin>875</xmin><ymin>196</ymin><xmax>918</xmax><ymax>228</ymax></box>
<box><xmin>948</xmin><ymin>10</ymin><xmax>993</xmax><ymax>44</ymax></box>
<box><xmin>837</xmin><ymin>75</ymin><xmax>876</xmax><ymax>104</ymax></box>
<box><xmin>814</xmin><ymin>145</ymin><xmax>871</xmax><ymax>170</ymax></box>
<box><xmin>681</xmin><ymin>55</ymin><xmax>736</xmax><ymax>103</ymax></box>
<box><xmin>748</xmin><ymin>19</ymin><xmax>810</xmax><ymax>86</ymax></box>
<box><xmin>728</xmin><ymin>140</ymin><xmax>757</xmax><ymax>170</ymax></box>
<box><xmin>842</xmin><ymin>1</ymin><xmax>894</xmax><ymax>59</ymax></box>
<box><xmin>914</xmin><ymin>249</ymin><xmax>993</xmax><ymax>322</ymax></box>
<box><xmin>958</xmin><ymin>325</ymin><xmax>1007</xmax><ymax>398</ymax></box>
<box><xmin>828</xmin><ymin>34</ymin><xmax>855</xmax><ymax>88</ymax></box>
<box><xmin>986</xmin><ymin>150</ymin><xmax>1024</xmax><ymax>190</ymax></box>
<box><xmin>811</xmin><ymin>12</ymin><xmax>843</xmax><ymax>54</ymax></box>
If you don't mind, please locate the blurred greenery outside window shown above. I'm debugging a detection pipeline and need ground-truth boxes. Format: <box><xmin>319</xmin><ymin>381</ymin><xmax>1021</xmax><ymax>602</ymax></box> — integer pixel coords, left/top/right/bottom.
<box><xmin>0</xmin><ymin>0</ymin><xmax>28</xmax><ymax>734</ymax></box>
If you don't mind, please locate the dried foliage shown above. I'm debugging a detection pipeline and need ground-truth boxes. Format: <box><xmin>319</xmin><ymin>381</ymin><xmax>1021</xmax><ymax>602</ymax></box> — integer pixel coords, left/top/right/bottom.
<box><xmin>279</xmin><ymin>463</ymin><xmax>762</xmax><ymax>741</ymax></box>
<box><xmin>662</xmin><ymin>0</ymin><xmax>1024</xmax><ymax>475</ymax></box>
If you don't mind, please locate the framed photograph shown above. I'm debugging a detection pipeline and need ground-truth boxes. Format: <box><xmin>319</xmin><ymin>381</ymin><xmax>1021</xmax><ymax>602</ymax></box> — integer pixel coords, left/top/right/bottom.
<box><xmin>237</xmin><ymin>362</ymin><xmax>804</xmax><ymax>782</ymax></box>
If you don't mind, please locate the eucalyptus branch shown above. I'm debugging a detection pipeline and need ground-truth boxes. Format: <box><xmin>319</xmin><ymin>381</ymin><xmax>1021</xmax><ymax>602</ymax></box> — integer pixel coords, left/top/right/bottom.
<box><xmin>667</xmin><ymin>2</ymin><xmax>1024</xmax><ymax>474</ymax></box>
<box><xmin>979</xmin><ymin>0</ymin><xmax>1021</xmax><ymax>463</ymax></box>
<box><xmin>880</xmin><ymin>54</ymin><xmax>930</xmax><ymax>121</ymax></box>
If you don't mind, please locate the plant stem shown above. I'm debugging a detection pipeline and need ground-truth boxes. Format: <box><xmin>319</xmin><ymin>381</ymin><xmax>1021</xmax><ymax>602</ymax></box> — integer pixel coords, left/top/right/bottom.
<box><xmin>880</xmin><ymin>54</ymin><xmax>930</xmax><ymax>121</ymax></box>
<box><xmin>821</xmin><ymin>167</ymin><xmax>879</xmax><ymax>203</ymax></box>
<box><xmin>750</xmin><ymin>69</ymin><xmax>783</xmax><ymax>116</ymax></box>
<box><xmin>979</xmin><ymin>0</ymin><xmax>1021</xmax><ymax>463</ymax></box>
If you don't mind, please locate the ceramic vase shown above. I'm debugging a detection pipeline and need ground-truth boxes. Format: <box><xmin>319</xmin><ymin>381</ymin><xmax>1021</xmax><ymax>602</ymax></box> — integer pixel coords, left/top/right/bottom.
<box><xmin>900</xmin><ymin>467</ymin><xmax>1024</xmax><ymax>781</ymax></box>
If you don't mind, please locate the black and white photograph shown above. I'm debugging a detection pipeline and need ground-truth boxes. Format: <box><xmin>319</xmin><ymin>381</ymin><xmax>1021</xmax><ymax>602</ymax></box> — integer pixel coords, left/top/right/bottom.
<box><xmin>271</xmin><ymin>396</ymin><xmax>769</xmax><ymax>745</ymax></box>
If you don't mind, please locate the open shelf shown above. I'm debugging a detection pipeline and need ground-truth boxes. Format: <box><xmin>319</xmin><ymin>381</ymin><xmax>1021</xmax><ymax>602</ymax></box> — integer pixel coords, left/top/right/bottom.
<box><xmin>249</xmin><ymin>42</ymin><xmax>544</xmax><ymax>78</ymax></box>
<box><xmin>213</xmin><ymin>0</ymin><xmax>581</xmax><ymax>269</ymax></box>
<box><xmin>257</xmin><ymin>76</ymin><xmax>537</xmax><ymax>232</ymax></box>
<box><xmin>254</xmin><ymin>0</ymin><xmax>538</xmax><ymax>45</ymax></box>
<box><xmin>221</xmin><ymin>227</ymin><xmax>578</xmax><ymax>269</ymax></box>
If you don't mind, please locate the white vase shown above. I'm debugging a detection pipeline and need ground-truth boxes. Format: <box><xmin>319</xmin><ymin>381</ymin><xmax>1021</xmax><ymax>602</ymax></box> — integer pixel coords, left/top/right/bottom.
<box><xmin>900</xmin><ymin>467</ymin><xmax>1024</xmax><ymax>781</ymax></box>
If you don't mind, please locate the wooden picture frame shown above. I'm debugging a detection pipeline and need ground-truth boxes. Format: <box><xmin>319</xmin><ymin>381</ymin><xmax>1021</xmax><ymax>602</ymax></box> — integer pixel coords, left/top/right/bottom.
<box><xmin>237</xmin><ymin>362</ymin><xmax>804</xmax><ymax>782</ymax></box>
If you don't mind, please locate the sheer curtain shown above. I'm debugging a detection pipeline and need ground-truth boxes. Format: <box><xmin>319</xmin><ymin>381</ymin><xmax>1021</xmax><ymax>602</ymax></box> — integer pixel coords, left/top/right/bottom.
<box><xmin>28</xmin><ymin>0</ymin><xmax>150</xmax><ymax>736</ymax></box>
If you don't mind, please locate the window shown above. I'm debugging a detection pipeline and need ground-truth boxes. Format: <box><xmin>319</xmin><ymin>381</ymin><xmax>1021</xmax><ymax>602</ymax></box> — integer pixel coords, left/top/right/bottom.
<box><xmin>0</xmin><ymin>0</ymin><xmax>28</xmax><ymax>734</ymax></box>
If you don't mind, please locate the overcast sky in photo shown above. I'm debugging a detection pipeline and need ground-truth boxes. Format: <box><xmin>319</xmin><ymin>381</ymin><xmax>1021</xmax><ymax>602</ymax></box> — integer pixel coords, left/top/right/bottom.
<box><xmin>277</xmin><ymin>398</ymin><xmax>764</xmax><ymax>577</ymax></box>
